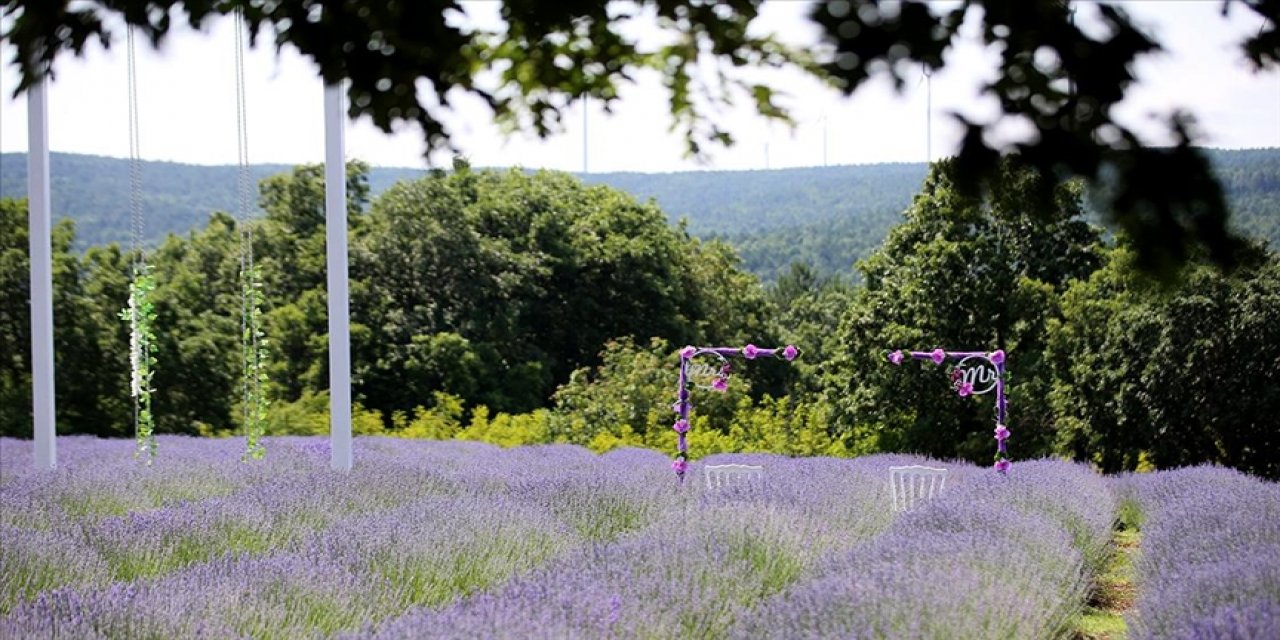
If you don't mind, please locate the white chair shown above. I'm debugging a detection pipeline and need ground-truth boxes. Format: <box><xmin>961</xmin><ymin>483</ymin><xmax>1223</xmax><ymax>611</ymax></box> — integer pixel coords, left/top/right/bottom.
<box><xmin>704</xmin><ymin>464</ymin><xmax>764</xmax><ymax>489</ymax></box>
<box><xmin>888</xmin><ymin>465</ymin><xmax>948</xmax><ymax>511</ymax></box>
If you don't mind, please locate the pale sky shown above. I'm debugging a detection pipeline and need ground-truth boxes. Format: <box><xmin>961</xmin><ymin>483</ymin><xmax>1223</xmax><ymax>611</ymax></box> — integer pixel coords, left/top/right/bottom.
<box><xmin>1</xmin><ymin>1</ymin><xmax>1277</xmax><ymax>173</ymax></box>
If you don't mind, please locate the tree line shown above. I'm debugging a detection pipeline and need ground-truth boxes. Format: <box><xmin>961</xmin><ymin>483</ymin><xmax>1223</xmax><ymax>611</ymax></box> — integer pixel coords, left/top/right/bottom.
<box><xmin>4</xmin><ymin>149</ymin><xmax>1278</xmax><ymax>284</ymax></box>
<box><xmin>1</xmin><ymin>157</ymin><xmax>1276</xmax><ymax>479</ymax></box>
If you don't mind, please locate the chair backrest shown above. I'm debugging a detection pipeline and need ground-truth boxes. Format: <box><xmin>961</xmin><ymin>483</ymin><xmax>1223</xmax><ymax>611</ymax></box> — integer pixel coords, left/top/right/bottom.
<box><xmin>704</xmin><ymin>464</ymin><xmax>764</xmax><ymax>489</ymax></box>
<box><xmin>888</xmin><ymin>465</ymin><xmax>948</xmax><ymax>511</ymax></box>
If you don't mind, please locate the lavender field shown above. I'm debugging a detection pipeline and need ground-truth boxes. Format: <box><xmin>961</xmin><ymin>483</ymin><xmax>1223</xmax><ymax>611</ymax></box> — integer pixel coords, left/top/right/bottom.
<box><xmin>0</xmin><ymin>437</ymin><xmax>1275</xmax><ymax>639</ymax></box>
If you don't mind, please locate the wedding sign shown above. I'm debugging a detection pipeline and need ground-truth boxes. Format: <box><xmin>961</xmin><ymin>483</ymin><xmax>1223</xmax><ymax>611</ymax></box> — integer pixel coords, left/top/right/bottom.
<box><xmin>886</xmin><ymin>348</ymin><xmax>1012</xmax><ymax>474</ymax></box>
<box><xmin>671</xmin><ymin>344</ymin><xmax>798</xmax><ymax>482</ymax></box>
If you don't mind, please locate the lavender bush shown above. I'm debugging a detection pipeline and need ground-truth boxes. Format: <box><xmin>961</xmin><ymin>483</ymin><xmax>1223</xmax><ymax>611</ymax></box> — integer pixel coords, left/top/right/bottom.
<box><xmin>4</xmin><ymin>436</ymin><xmax>1262</xmax><ymax>639</ymax></box>
<box><xmin>731</xmin><ymin>459</ymin><xmax>1114</xmax><ymax>639</ymax></box>
<box><xmin>1122</xmin><ymin>465</ymin><xmax>1280</xmax><ymax>640</ymax></box>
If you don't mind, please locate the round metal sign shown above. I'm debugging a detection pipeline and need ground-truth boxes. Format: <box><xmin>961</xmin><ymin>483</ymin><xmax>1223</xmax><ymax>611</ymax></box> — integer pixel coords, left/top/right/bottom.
<box><xmin>686</xmin><ymin>351</ymin><xmax>732</xmax><ymax>391</ymax></box>
<box><xmin>953</xmin><ymin>355</ymin><xmax>999</xmax><ymax>395</ymax></box>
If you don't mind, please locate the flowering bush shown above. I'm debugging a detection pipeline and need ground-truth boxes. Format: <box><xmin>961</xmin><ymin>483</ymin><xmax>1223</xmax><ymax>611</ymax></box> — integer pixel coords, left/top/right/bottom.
<box><xmin>3</xmin><ymin>438</ymin><xmax>1272</xmax><ymax>639</ymax></box>
<box><xmin>1122</xmin><ymin>466</ymin><xmax>1280</xmax><ymax>640</ymax></box>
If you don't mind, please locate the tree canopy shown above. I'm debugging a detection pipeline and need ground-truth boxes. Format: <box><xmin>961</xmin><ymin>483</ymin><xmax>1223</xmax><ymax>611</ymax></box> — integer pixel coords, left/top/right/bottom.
<box><xmin>825</xmin><ymin>156</ymin><xmax>1104</xmax><ymax>460</ymax></box>
<box><xmin>4</xmin><ymin>0</ymin><xmax>1277</xmax><ymax>276</ymax></box>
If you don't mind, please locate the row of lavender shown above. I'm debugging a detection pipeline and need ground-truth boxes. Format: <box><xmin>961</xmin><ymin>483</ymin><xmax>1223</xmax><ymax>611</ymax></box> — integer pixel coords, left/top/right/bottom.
<box><xmin>1</xmin><ymin>437</ymin><xmax>1112</xmax><ymax>638</ymax></box>
<box><xmin>1121</xmin><ymin>466</ymin><xmax>1280</xmax><ymax>639</ymax></box>
<box><xmin>363</xmin><ymin>458</ymin><xmax>1115</xmax><ymax>639</ymax></box>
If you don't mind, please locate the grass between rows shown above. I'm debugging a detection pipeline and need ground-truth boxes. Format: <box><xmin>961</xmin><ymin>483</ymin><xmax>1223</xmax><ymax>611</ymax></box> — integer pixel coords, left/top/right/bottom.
<box><xmin>1075</xmin><ymin>502</ymin><xmax>1142</xmax><ymax>640</ymax></box>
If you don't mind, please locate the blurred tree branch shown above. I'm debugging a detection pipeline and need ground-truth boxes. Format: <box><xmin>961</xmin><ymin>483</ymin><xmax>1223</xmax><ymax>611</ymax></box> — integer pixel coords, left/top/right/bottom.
<box><xmin>3</xmin><ymin>0</ymin><xmax>1276</xmax><ymax>277</ymax></box>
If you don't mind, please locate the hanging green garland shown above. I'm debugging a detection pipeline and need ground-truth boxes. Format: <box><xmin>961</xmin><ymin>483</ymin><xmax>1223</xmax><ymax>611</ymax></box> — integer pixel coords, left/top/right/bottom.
<box><xmin>120</xmin><ymin>263</ymin><xmax>157</xmax><ymax>463</ymax></box>
<box><xmin>240</xmin><ymin>262</ymin><xmax>270</xmax><ymax>460</ymax></box>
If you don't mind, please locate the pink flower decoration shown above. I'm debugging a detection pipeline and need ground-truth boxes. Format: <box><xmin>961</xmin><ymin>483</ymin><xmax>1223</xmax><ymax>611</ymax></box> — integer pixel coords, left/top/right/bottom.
<box><xmin>671</xmin><ymin>401</ymin><xmax>688</xmax><ymax>414</ymax></box>
<box><xmin>930</xmin><ymin>349</ymin><xmax>946</xmax><ymax>365</ymax></box>
<box><xmin>672</xmin><ymin>419</ymin><xmax>689</xmax><ymax>433</ymax></box>
<box><xmin>680</xmin><ymin>345</ymin><xmax>697</xmax><ymax>360</ymax></box>
<box><xmin>783</xmin><ymin>345</ymin><xmax>799</xmax><ymax>361</ymax></box>
<box><xmin>957</xmin><ymin>381</ymin><xmax>974</xmax><ymax>397</ymax></box>
<box><xmin>743</xmin><ymin>344</ymin><xmax>760</xmax><ymax>359</ymax></box>
<box><xmin>888</xmin><ymin>350</ymin><xmax>904</xmax><ymax>365</ymax></box>
<box><xmin>994</xmin><ymin>459</ymin><xmax>1011</xmax><ymax>473</ymax></box>
<box><xmin>989</xmin><ymin>349</ymin><xmax>1005</xmax><ymax>365</ymax></box>
<box><xmin>711</xmin><ymin>377</ymin><xmax>728</xmax><ymax>392</ymax></box>
<box><xmin>994</xmin><ymin>424</ymin><xmax>1010</xmax><ymax>441</ymax></box>
<box><xmin>672</xmin><ymin>459</ymin><xmax>688</xmax><ymax>474</ymax></box>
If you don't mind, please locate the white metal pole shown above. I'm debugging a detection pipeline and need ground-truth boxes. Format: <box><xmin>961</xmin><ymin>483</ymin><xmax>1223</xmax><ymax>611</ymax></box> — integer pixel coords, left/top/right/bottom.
<box><xmin>28</xmin><ymin>79</ymin><xmax>56</xmax><ymax>471</ymax></box>
<box><xmin>324</xmin><ymin>82</ymin><xmax>352</xmax><ymax>471</ymax></box>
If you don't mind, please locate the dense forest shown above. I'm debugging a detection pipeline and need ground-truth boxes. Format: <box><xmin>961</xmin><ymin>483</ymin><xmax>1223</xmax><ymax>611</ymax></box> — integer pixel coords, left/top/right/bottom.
<box><xmin>3</xmin><ymin>149</ymin><xmax>1278</xmax><ymax>282</ymax></box>
<box><xmin>2</xmin><ymin>156</ymin><xmax>1277</xmax><ymax>479</ymax></box>
<box><xmin>0</xmin><ymin>154</ymin><xmax>924</xmax><ymax>259</ymax></box>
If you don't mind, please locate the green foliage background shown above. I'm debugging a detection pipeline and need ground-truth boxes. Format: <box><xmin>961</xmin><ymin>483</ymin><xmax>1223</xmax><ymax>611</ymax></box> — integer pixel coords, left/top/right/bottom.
<box><xmin>4</xmin><ymin>149</ymin><xmax>1278</xmax><ymax>282</ymax></box>
<box><xmin>1</xmin><ymin>154</ymin><xmax>1277</xmax><ymax>478</ymax></box>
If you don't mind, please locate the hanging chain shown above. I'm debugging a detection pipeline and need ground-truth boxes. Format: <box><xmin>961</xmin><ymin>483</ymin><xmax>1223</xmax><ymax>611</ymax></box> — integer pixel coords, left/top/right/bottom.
<box><xmin>124</xmin><ymin>27</ymin><xmax>156</xmax><ymax>463</ymax></box>
<box><xmin>127</xmin><ymin>28</ymin><xmax>143</xmax><ymax>265</ymax></box>
<box><xmin>235</xmin><ymin>8</ymin><xmax>267</xmax><ymax>460</ymax></box>
<box><xmin>923</xmin><ymin>65</ymin><xmax>933</xmax><ymax>164</ymax></box>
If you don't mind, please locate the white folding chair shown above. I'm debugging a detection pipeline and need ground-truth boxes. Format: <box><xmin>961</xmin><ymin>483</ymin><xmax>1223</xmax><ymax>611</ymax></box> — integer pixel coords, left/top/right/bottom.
<box><xmin>704</xmin><ymin>464</ymin><xmax>764</xmax><ymax>489</ymax></box>
<box><xmin>888</xmin><ymin>465</ymin><xmax>948</xmax><ymax>511</ymax></box>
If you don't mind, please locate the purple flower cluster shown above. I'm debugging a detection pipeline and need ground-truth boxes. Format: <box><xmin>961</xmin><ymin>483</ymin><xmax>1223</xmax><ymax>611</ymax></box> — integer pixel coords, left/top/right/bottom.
<box><xmin>347</xmin><ymin>452</ymin><xmax>917</xmax><ymax>639</ymax></box>
<box><xmin>6</xmin><ymin>436</ymin><xmax>1273</xmax><ymax>639</ymax></box>
<box><xmin>1121</xmin><ymin>466</ymin><xmax>1280</xmax><ymax>640</ymax></box>
<box><xmin>732</xmin><ymin>459</ymin><xmax>1115</xmax><ymax>639</ymax></box>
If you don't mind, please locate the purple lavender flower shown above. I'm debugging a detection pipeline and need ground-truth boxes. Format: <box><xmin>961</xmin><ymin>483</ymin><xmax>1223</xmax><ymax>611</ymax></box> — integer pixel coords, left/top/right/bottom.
<box><xmin>671</xmin><ymin>420</ymin><xmax>689</xmax><ymax>434</ymax></box>
<box><xmin>711</xmin><ymin>378</ymin><xmax>728</xmax><ymax>392</ymax></box>
<box><xmin>680</xmin><ymin>346</ymin><xmax>696</xmax><ymax>360</ymax></box>
<box><xmin>887</xmin><ymin>350</ymin><xmax>904</xmax><ymax>365</ymax></box>
<box><xmin>783</xmin><ymin>345</ymin><xmax>799</xmax><ymax>361</ymax></box>
<box><xmin>1124</xmin><ymin>466</ymin><xmax>1280</xmax><ymax>640</ymax></box>
<box><xmin>930</xmin><ymin>348</ymin><xmax>946</xmax><ymax>365</ymax></box>
<box><xmin>957</xmin><ymin>382</ymin><xmax>974</xmax><ymax>397</ymax></box>
<box><xmin>994</xmin><ymin>425</ymin><xmax>1010</xmax><ymax>441</ymax></box>
<box><xmin>994</xmin><ymin>459</ymin><xmax>1011</xmax><ymax>473</ymax></box>
<box><xmin>671</xmin><ymin>459</ymin><xmax>688</xmax><ymax>474</ymax></box>
<box><xmin>743</xmin><ymin>344</ymin><xmax>760</xmax><ymax>359</ymax></box>
<box><xmin>989</xmin><ymin>349</ymin><xmax>1005</xmax><ymax>365</ymax></box>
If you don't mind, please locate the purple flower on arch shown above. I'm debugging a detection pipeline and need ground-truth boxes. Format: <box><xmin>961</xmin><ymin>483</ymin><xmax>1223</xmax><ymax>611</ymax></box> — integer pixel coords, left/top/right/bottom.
<box><xmin>783</xmin><ymin>345</ymin><xmax>799</xmax><ymax>361</ymax></box>
<box><xmin>672</xmin><ymin>419</ymin><xmax>689</xmax><ymax>433</ymax></box>
<box><xmin>989</xmin><ymin>349</ymin><xmax>1005</xmax><ymax>365</ymax></box>
<box><xmin>888</xmin><ymin>350</ymin><xmax>904</xmax><ymax>365</ymax></box>
<box><xmin>995</xmin><ymin>458</ymin><xmax>1011</xmax><ymax>473</ymax></box>
<box><xmin>672</xmin><ymin>401</ymin><xmax>689</xmax><ymax>414</ymax></box>
<box><xmin>957</xmin><ymin>381</ymin><xmax>974</xmax><ymax>397</ymax></box>
<box><xmin>930</xmin><ymin>349</ymin><xmax>946</xmax><ymax>365</ymax></box>
<box><xmin>743</xmin><ymin>344</ymin><xmax>760</xmax><ymax>359</ymax></box>
<box><xmin>994</xmin><ymin>424</ymin><xmax>1010</xmax><ymax>441</ymax></box>
<box><xmin>672</xmin><ymin>458</ymin><xmax>688</xmax><ymax>474</ymax></box>
<box><xmin>711</xmin><ymin>377</ymin><xmax>728</xmax><ymax>392</ymax></box>
<box><xmin>680</xmin><ymin>345</ymin><xmax>697</xmax><ymax>360</ymax></box>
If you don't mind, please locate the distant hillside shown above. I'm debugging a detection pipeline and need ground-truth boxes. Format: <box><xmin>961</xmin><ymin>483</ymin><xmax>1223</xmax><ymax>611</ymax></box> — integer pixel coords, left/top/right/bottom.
<box><xmin>0</xmin><ymin>153</ymin><xmax>925</xmax><ymax>251</ymax></box>
<box><xmin>0</xmin><ymin>153</ymin><xmax>428</xmax><ymax>251</ymax></box>
<box><xmin>2</xmin><ymin>149</ymin><xmax>1277</xmax><ymax>281</ymax></box>
<box><xmin>579</xmin><ymin>163</ymin><xmax>927</xmax><ymax>236</ymax></box>
<box><xmin>1203</xmin><ymin>148</ymin><xmax>1280</xmax><ymax>247</ymax></box>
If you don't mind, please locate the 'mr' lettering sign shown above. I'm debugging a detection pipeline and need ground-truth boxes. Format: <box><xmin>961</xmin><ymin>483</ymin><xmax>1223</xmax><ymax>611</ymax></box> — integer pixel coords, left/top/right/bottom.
<box><xmin>686</xmin><ymin>352</ymin><xmax>730</xmax><ymax>390</ymax></box>
<box><xmin>954</xmin><ymin>355</ymin><xmax>999</xmax><ymax>395</ymax></box>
